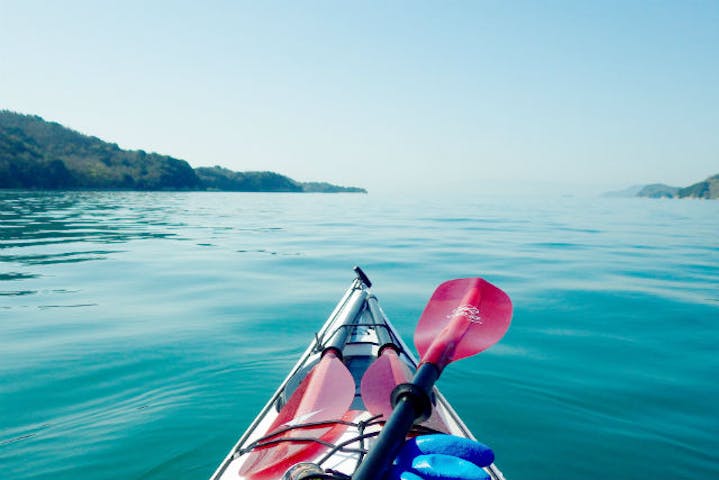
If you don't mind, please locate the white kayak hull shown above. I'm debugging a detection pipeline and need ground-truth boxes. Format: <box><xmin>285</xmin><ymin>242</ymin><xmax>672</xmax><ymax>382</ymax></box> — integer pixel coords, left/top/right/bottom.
<box><xmin>211</xmin><ymin>270</ymin><xmax>506</xmax><ymax>480</ymax></box>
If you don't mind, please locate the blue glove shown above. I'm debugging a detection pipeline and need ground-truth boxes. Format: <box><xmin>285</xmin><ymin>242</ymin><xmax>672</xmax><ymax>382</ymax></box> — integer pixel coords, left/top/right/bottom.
<box><xmin>386</xmin><ymin>434</ymin><xmax>495</xmax><ymax>480</ymax></box>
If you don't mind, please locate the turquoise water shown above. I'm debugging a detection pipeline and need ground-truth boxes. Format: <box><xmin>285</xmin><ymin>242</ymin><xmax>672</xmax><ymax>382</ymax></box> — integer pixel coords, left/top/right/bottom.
<box><xmin>1</xmin><ymin>191</ymin><xmax>717</xmax><ymax>480</ymax></box>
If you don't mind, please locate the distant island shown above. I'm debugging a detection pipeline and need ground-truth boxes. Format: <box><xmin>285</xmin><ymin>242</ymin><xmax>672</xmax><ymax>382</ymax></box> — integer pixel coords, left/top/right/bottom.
<box><xmin>605</xmin><ymin>174</ymin><xmax>719</xmax><ymax>199</ymax></box>
<box><xmin>0</xmin><ymin>110</ymin><xmax>366</xmax><ymax>193</ymax></box>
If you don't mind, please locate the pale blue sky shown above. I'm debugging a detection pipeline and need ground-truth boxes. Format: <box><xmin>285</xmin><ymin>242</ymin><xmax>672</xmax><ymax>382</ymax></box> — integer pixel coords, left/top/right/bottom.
<box><xmin>1</xmin><ymin>1</ymin><xmax>717</xmax><ymax>194</ymax></box>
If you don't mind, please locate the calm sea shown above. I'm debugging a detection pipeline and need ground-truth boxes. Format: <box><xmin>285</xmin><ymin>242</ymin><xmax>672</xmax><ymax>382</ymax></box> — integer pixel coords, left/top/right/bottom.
<box><xmin>1</xmin><ymin>190</ymin><xmax>717</xmax><ymax>480</ymax></box>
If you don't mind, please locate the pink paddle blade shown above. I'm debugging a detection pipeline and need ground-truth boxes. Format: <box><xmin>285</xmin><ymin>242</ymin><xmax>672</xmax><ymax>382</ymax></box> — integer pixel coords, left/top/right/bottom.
<box><xmin>238</xmin><ymin>352</ymin><xmax>355</xmax><ymax>479</ymax></box>
<box><xmin>360</xmin><ymin>349</ymin><xmax>449</xmax><ymax>432</ymax></box>
<box><xmin>414</xmin><ymin>278</ymin><xmax>512</xmax><ymax>371</ymax></box>
<box><xmin>360</xmin><ymin>349</ymin><xmax>412</xmax><ymax>419</ymax></box>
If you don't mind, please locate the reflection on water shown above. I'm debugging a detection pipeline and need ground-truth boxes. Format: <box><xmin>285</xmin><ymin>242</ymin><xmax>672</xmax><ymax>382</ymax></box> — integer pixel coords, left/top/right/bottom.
<box><xmin>0</xmin><ymin>191</ymin><xmax>182</xmax><ymax>263</ymax></box>
<box><xmin>0</xmin><ymin>191</ymin><xmax>199</xmax><ymax>314</ymax></box>
<box><xmin>0</xmin><ymin>191</ymin><xmax>300</xmax><ymax>318</ymax></box>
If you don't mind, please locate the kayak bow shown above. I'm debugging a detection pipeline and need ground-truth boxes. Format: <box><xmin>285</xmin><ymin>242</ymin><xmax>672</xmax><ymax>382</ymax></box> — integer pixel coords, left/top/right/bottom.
<box><xmin>210</xmin><ymin>267</ymin><xmax>508</xmax><ymax>480</ymax></box>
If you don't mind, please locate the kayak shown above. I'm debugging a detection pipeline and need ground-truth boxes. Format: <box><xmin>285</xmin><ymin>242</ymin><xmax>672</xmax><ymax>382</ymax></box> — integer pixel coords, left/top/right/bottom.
<box><xmin>210</xmin><ymin>267</ymin><xmax>508</xmax><ymax>480</ymax></box>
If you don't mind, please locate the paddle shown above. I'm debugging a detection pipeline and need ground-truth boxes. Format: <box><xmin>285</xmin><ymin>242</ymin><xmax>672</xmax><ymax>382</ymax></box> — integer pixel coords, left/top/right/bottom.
<box><xmin>353</xmin><ymin>277</ymin><xmax>512</xmax><ymax>480</ymax></box>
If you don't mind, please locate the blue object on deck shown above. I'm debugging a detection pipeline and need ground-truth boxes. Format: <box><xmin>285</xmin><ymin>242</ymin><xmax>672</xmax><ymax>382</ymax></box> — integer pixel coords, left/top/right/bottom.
<box><xmin>396</xmin><ymin>434</ymin><xmax>495</xmax><ymax>468</ymax></box>
<box><xmin>412</xmin><ymin>454</ymin><xmax>489</xmax><ymax>480</ymax></box>
<box><xmin>387</xmin><ymin>434</ymin><xmax>495</xmax><ymax>480</ymax></box>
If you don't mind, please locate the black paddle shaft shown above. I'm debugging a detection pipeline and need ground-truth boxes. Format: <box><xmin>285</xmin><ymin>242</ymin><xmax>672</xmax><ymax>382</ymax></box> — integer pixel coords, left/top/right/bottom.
<box><xmin>353</xmin><ymin>363</ymin><xmax>439</xmax><ymax>480</ymax></box>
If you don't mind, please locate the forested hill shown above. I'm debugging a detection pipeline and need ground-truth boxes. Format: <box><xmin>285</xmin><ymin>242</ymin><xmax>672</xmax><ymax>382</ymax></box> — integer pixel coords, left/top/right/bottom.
<box><xmin>0</xmin><ymin>111</ymin><xmax>366</xmax><ymax>193</ymax></box>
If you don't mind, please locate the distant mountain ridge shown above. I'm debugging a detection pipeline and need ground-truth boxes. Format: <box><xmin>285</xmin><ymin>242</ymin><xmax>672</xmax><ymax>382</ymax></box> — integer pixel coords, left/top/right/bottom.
<box><xmin>677</xmin><ymin>174</ymin><xmax>719</xmax><ymax>199</ymax></box>
<box><xmin>608</xmin><ymin>174</ymin><xmax>719</xmax><ymax>199</ymax></box>
<box><xmin>0</xmin><ymin>110</ymin><xmax>366</xmax><ymax>193</ymax></box>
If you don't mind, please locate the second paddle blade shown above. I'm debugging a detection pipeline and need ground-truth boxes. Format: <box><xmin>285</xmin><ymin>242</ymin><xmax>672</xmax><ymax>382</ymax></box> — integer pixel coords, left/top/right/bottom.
<box><xmin>414</xmin><ymin>278</ymin><xmax>513</xmax><ymax>370</ymax></box>
<box><xmin>360</xmin><ymin>349</ymin><xmax>450</xmax><ymax>432</ymax></box>
<box><xmin>360</xmin><ymin>349</ymin><xmax>413</xmax><ymax>419</ymax></box>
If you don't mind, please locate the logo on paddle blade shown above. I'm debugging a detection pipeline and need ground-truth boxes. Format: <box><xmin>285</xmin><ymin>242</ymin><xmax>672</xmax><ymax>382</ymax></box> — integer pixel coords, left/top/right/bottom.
<box><xmin>449</xmin><ymin>305</ymin><xmax>482</xmax><ymax>324</ymax></box>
